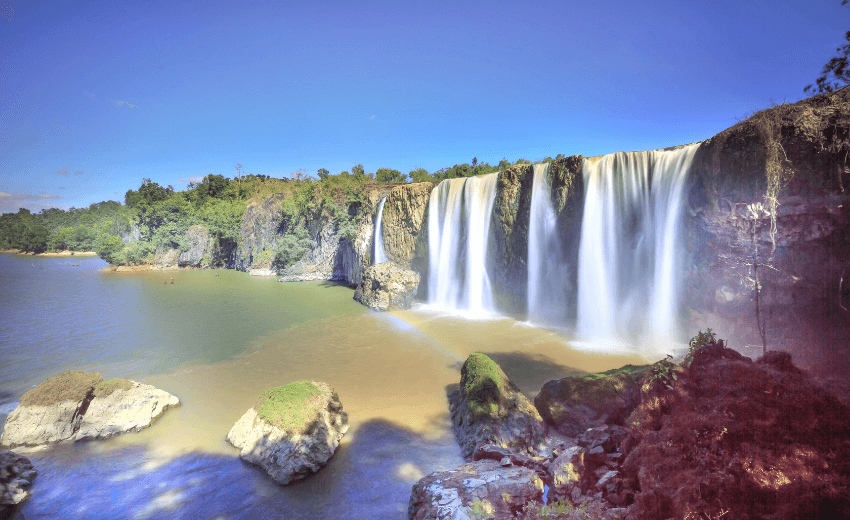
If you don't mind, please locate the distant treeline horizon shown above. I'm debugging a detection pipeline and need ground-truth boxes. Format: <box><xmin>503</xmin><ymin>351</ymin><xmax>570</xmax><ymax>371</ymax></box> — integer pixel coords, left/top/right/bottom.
<box><xmin>0</xmin><ymin>155</ymin><xmax>563</xmax><ymax>264</ymax></box>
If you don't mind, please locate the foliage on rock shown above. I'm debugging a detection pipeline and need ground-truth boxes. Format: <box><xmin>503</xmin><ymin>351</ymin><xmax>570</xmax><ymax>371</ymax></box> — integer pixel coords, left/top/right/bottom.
<box><xmin>253</xmin><ymin>380</ymin><xmax>324</xmax><ymax>433</ymax></box>
<box><xmin>462</xmin><ymin>353</ymin><xmax>509</xmax><ymax>418</ymax></box>
<box><xmin>20</xmin><ymin>371</ymin><xmax>103</xmax><ymax>406</ymax></box>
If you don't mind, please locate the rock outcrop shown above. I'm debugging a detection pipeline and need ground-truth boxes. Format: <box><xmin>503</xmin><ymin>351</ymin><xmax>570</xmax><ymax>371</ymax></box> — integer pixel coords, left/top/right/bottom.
<box><xmin>408</xmin><ymin>459</ymin><xmax>544</xmax><ymax>520</ymax></box>
<box><xmin>685</xmin><ymin>88</ymin><xmax>850</xmax><ymax>354</ymax></box>
<box><xmin>226</xmin><ymin>380</ymin><xmax>348</xmax><ymax>485</ymax></box>
<box><xmin>0</xmin><ymin>372</ymin><xmax>179</xmax><ymax>448</ymax></box>
<box><xmin>353</xmin><ymin>261</ymin><xmax>420</xmax><ymax>311</ymax></box>
<box><xmin>534</xmin><ymin>365</ymin><xmax>649</xmax><ymax>437</ymax></box>
<box><xmin>450</xmin><ymin>354</ymin><xmax>546</xmax><ymax>458</ymax></box>
<box><xmin>0</xmin><ymin>450</ymin><xmax>36</xmax><ymax>518</ymax></box>
<box><xmin>619</xmin><ymin>339</ymin><xmax>850</xmax><ymax>519</ymax></box>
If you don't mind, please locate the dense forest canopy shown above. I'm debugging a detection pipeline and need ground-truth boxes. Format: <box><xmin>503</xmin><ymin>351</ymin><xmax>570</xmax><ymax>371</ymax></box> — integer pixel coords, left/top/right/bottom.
<box><xmin>0</xmin><ymin>157</ymin><xmax>549</xmax><ymax>265</ymax></box>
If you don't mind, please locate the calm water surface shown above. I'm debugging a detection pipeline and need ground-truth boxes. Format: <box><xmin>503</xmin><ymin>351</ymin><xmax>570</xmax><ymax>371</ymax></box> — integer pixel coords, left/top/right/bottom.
<box><xmin>0</xmin><ymin>253</ymin><xmax>647</xmax><ymax>520</ymax></box>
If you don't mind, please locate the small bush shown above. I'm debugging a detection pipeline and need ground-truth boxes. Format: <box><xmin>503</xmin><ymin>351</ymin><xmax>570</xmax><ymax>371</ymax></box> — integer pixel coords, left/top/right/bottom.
<box><xmin>93</xmin><ymin>378</ymin><xmax>134</xmax><ymax>398</ymax></box>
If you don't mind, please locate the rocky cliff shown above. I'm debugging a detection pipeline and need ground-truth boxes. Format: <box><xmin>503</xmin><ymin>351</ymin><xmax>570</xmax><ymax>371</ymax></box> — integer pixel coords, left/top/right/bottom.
<box><xmin>685</xmin><ymin>88</ymin><xmax>850</xmax><ymax>359</ymax></box>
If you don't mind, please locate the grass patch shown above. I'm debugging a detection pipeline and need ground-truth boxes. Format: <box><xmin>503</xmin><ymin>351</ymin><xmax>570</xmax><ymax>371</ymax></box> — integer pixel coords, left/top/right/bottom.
<box><xmin>93</xmin><ymin>378</ymin><xmax>134</xmax><ymax>398</ymax></box>
<box><xmin>253</xmin><ymin>380</ymin><xmax>323</xmax><ymax>432</ymax></box>
<box><xmin>462</xmin><ymin>353</ymin><xmax>507</xmax><ymax>418</ymax></box>
<box><xmin>20</xmin><ymin>371</ymin><xmax>103</xmax><ymax>406</ymax></box>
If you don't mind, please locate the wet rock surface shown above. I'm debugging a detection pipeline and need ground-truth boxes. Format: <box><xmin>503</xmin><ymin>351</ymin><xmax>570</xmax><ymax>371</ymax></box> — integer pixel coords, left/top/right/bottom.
<box><xmin>353</xmin><ymin>261</ymin><xmax>420</xmax><ymax>311</ymax></box>
<box><xmin>408</xmin><ymin>459</ymin><xmax>544</xmax><ymax>520</ymax></box>
<box><xmin>226</xmin><ymin>380</ymin><xmax>348</xmax><ymax>485</ymax></box>
<box><xmin>0</xmin><ymin>450</ymin><xmax>36</xmax><ymax>518</ymax></box>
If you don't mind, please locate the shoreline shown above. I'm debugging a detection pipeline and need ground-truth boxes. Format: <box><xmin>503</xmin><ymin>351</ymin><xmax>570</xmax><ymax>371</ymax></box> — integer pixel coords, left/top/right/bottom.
<box><xmin>0</xmin><ymin>249</ymin><xmax>98</xmax><ymax>257</ymax></box>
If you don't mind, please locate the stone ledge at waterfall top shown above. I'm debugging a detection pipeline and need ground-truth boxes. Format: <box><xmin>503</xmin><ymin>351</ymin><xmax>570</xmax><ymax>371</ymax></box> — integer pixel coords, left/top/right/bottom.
<box><xmin>226</xmin><ymin>380</ymin><xmax>348</xmax><ymax>485</ymax></box>
<box><xmin>353</xmin><ymin>261</ymin><xmax>420</xmax><ymax>311</ymax></box>
<box><xmin>0</xmin><ymin>372</ymin><xmax>180</xmax><ymax>449</ymax></box>
<box><xmin>450</xmin><ymin>353</ymin><xmax>546</xmax><ymax>457</ymax></box>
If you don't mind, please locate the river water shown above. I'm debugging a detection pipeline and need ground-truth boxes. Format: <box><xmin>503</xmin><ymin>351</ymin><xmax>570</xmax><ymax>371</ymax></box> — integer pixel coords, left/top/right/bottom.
<box><xmin>0</xmin><ymin>253</ymin><xmax>646</xmax><ymax>520</ymax></box>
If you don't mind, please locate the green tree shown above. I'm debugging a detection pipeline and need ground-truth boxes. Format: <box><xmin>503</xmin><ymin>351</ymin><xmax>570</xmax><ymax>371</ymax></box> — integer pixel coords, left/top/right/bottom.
<box><xmin>806</xmin><ymin>2</ymin><xmax>850</xmax><ymax>94</ymax></box>
<box><xmin>408</xmin><ymin>168</ymin><xmax>431</xmax><ymax>182</ymax></box>
<box><xmin>96</xmin><ymin>235</ymin><xmax>125</xmax><ymax>264</ymax></box>
<box><xmin>375</xmin><ymin>168</ymin><xmax>406</xmax><ymax>183</ymax></box>
<box><xmin>317</xmin><ymin>168</ymin><xmax>330</xmax><ymax>180</ymax></box>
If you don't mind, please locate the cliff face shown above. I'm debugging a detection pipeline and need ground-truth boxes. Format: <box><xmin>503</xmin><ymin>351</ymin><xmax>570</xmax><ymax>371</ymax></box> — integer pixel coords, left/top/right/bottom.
<box><xmin>686</xmin><ymin>88</ymin><xmax>850</xmax><ymax>356</ymax></box>
<box><xmin>489</xmin><ymin>158</ymin><xmax>584</xmax><ymax>316</ymax></box>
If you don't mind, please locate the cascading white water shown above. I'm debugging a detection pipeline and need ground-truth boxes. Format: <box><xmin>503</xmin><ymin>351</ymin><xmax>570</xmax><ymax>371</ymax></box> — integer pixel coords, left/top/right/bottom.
<box><xmin>373</xmin><ymin>197</ymin><xmax>388</xmax><ymax>265</ymax></box>
<box><xmin>576</xmin><ymin>144</ymin><xmax>699</xmax><ymax>347</ymax></box>
<box><xmin>527</xmin><ymin>163</ymin><xmax>570</xmax><ymax>327</ymax></box>
<box><xmin>427</xmin><ymin>173</ymin><xmax>499</xmax><ymax>316</ymax></box>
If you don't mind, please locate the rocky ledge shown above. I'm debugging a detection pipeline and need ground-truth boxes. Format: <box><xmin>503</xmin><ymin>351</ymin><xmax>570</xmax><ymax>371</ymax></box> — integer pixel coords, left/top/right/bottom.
<box><xmin>410</xmin><ymin>337</ymin><xmax>850</xmax><ymax>519</ymax></box>
<box><xmin>226</xmin><ymin>380</ymin><xmax>348</xmax><ymax>485</ymax></box>
<box><xmin>353</xmin><ymin>261</ymin><xmax>420</xmax><ymax>311</ymax></box>
<box><xmin>0</xmin><ymin>372</ymin><xmax>179</xmax><ymax>449</ymax></box>
<box><xmin>0</xmin><ymin>450</ymin><xmax>36</xmax><ymax>518</ymax></box>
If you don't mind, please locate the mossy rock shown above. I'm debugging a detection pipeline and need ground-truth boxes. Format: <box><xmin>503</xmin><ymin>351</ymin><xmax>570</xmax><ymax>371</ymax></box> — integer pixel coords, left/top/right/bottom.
<box><xmin>20</xmin><ymin>371</ymin><xmax>104</xmax><ymax>406</ymax></box>
<box><xmin>253</xmin><ymin>380</ymin><xmax>325</xmax><ymax>432</ymax></box>
<box><xmin>534</xmin><ymin>364</ymin><xmax>650</xmax><ymax>436</ymax></box>
<box><xmin>93</xmin><ymin>378</ymin><xmax>134</xmax><ymax>398</ymax></box>
<box><xmin>461</xmin><ymin>353</ymin><xmax>513</xmax><ymax>419</ymax></box>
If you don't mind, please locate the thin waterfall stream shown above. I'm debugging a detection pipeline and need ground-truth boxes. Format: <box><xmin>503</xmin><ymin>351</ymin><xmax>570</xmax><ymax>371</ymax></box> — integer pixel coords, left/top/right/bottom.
<box><xmin>373</xmin><ymin>197</ymin><xmax>388</xmax><ymax>264</ymax></box>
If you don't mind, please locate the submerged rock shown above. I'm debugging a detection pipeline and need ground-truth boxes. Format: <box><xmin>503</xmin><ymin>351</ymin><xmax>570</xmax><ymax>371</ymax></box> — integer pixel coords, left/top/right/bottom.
<box><xmin>450</xmin><ymin>353</ymin><xmax>546</xmax><ymax>457</ymax></box>
<box><xmin>226</xmin><ymin>380</ymin><xmax>348</xmax><ymax>485</ymax></box>
<box><xmin>353</xmin><ymin>261</ymin><xmax>420</xmax><ymax>311</ymax></box>
<box><xmin>408</xmin><ymin>459</ymin><xmax>544</xmax><ymax>520</ymax></box>
<box><xmin>0</xmin><ymin>372</ymin><xmax>179</xmax><ymax>448</ymax></box>
<box><xmin>534</xmin><ymin>365</ymin><xmax>648</xmax><ymax>437</ymax></box>
<box><xmin>0</xmin><ymin>450</ymin><xmax>36</xmax><ymax>517</ymax></box>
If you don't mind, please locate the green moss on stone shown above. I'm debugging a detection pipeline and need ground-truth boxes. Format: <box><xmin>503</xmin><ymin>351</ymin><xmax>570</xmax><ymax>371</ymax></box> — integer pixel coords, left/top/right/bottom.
<box><xmin>253</xmin><ymin>380</ymin><xmax>323</xmax><ymax>432</ymax></box>
<box><xmin>94</xmin><ymin>378</ymin><xmax>134</xmax><ymax>398</ymax></box>
<box><xmin>462</xmin><ymin>353</ymin><xmax>507</xmax><ymax>418</ymax></box>
<box><xmin>577</xmin><ymin>364</ymin><xmax>649</xmax><ymax>381</ymax></box>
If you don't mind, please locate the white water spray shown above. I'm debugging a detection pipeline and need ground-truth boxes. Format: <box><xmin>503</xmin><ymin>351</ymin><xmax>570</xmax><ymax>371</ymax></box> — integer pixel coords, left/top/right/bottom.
<box><xmin>527</xmin><ymin>163</ymin><xmax>570</xmax><ymax>327</ymax></box>
<box><xmin>373</xmin><ymin>197</ymin><xmax>388</xmax><ymax>265</ymax></box>
<box><xmin>427</xmin><ymin>173</ymin><xmax>499</xmax><ymax>315</ymax></box>
<box><xmin>576</xmin><ymin>144</ymin><xmax>699</xmax><ymax>348</ymax></box>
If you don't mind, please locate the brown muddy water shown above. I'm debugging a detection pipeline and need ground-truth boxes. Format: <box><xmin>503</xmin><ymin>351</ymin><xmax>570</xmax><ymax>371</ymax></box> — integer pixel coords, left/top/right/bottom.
<box><xmin>0</xmin><ymin>254</ymin><xmax>648</xmax><ymax>520</ymax></box>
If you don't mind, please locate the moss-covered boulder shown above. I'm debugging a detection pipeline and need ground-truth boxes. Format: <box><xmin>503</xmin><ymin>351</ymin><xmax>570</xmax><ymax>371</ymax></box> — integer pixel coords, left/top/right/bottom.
<box><xmin>226</xmin><ymin>380</ymin><xmax>349</xmax><ymax>485</ymax></box>
<box><xmin>0</xmin><ymin>372</ymin><xmax>180</xmax><ymax>448</ymax></box>
<box><xmin>534</xmin><ymin>365</ymin><xmax>649</xmax><ymax>437</ymax></box>
<box><xmin>450</xmin><ymin>353</ymin><xmax>546</xmax><ymax>457</ymax></box>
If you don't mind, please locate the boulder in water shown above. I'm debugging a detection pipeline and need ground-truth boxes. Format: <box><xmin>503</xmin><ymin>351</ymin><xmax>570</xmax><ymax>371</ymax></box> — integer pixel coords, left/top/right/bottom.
<box><xmin>0</xmin><ymin>372</ymin><xmax>180</xmax><ymax>448</ymax></box>
<box><xmin>534</xmin><ymin>364</ymin><xmax>649</xmax><ymax>437</ymax></box>
<box><xmin>353</xmin><ymin>261</ymin><xmax>420</xmax><ymax>311</ymax></box>
<box><xmin>226</xmin><ymin>380</ymin><xmax>348</xmax><ymax>485</ymax></box>
<box><xmin>450</xmin><ymin>353</ymin><xmax>546</xmax><ymax>457</ymax></box>
<box><xmin>407</xmin><ymin>459</ymin><xmax>544</xmax><ymax>520</ymax></box>
<box><xmin>0</xmin><ymin>449</ymin><xmax>36</xmax><ymax>517</ymax></box>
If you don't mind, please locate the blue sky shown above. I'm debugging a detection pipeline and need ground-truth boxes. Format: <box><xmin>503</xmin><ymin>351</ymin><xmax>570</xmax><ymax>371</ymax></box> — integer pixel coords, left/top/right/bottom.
<box><xmin>0</xmin><ymin>0</ymin><xmax>846</xmax><ymax>213</ymax></box>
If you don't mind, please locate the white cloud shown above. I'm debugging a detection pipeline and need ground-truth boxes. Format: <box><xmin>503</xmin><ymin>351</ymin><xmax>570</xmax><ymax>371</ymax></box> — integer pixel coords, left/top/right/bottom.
<box><xmin>114</xmin><ymin>100</ymin><xmax>137</xmax><ymax>109</ymax></box>
<box><xmin>0</xmin><ymin>192</ymin><xmax>65</xmax><ymax>214</ymax></box>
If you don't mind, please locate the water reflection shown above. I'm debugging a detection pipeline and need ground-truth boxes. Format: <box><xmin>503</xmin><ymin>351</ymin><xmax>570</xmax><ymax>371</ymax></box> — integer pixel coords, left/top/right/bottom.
<box><xmin>21</xmin><ymin>419</ymin><xmax>461</xmax><ymax>520</ymax></box>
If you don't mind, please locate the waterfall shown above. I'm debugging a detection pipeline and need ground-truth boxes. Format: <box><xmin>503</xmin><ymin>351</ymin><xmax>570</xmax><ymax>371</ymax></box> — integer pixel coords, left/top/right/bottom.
<box><xmin>527</xmin><ymin>163</ymin><xmax>569</xmax><ymax>327</ymax></box>
<box><xmin>427</xmin><ymin>173</ymin><xmax>499</xmax><ymax>315</ymax></box>
<box><xmin>576</xmin><ymin>144</ymin><xmax>699</xmax><ymax>347</ymax></box>
<box><xmin>373</xmin><ymin>197</ymin><xmax>388</xmax><ymax>265</ymax></box>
